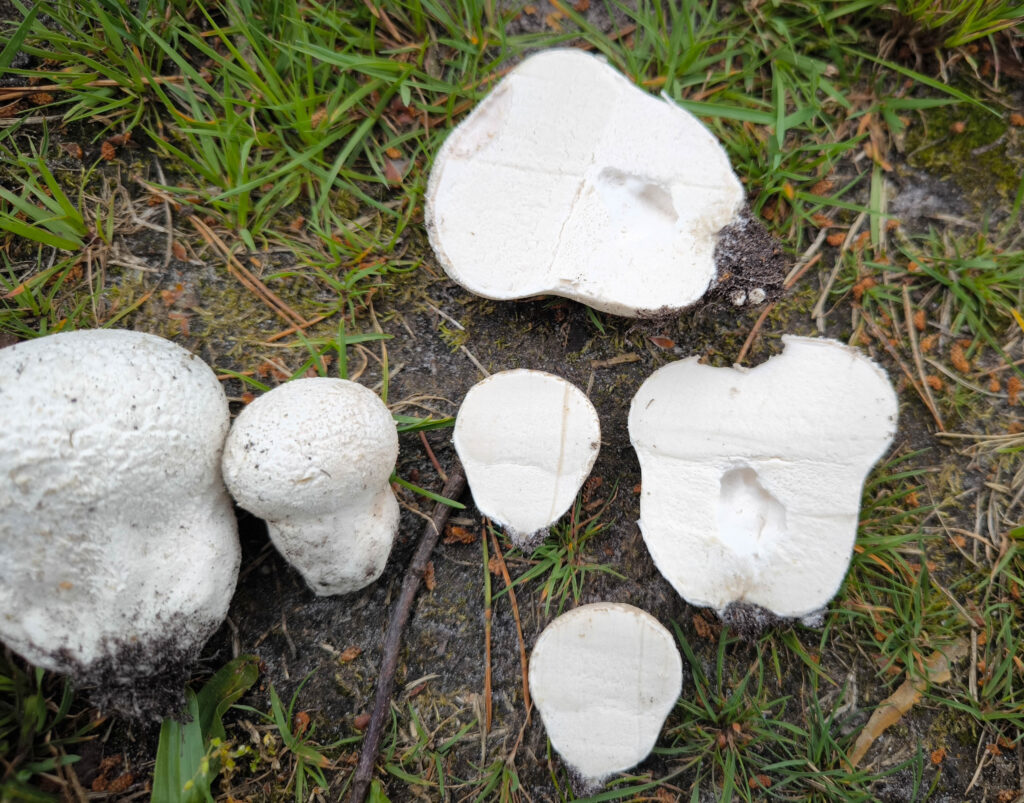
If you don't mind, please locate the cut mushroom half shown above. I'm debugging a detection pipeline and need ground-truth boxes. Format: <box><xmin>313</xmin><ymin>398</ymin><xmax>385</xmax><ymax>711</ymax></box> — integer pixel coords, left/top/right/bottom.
<box><xmin>453</xmin><ymin>369</ymin><xmax>600</xmax><ymax>550</ymax></box>
<box><xmin>628</xmin><ymin>336</ymin><xmax>898</xmax><ymax>620</ymax></box>
<box><xmin>426</xmin><ymin>48</ymin><xmax>744</xmax><ymax>317</ymax></box>
<box><xmin>529</xmin><ymin>602</ymin><xmax>682</xmax><ymax>792</ymax></box>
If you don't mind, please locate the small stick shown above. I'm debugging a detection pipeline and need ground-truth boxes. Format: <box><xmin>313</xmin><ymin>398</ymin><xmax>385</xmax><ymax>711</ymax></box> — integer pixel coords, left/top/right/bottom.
<box><xmin>482</xmin><ymin>526</ymin><xmax>493</xmax><ymax>734</ymax></box>
<box><xmin>736</xmin><ymin>252</ymin><xmax>822</xmax><ymax>365</ymax></box>
<box><xmin>189</xmin><ymin>215</ymin><xmax>307</xmax><ymax>327</ymax></box>
<box><xmin>348</xmin><ymin>467</ymin><xmax>467</xmax><ymax>803</ymax></box>
<box><xmin>419</xmin><ymin>431</ymin><xmax>447</xmax><ymax>484</ymax></box>
<box><xmin>0</xmin><ymin>75</ymin><xmax>187</xmax><ymax>102</ymax></box>
<box><xmin>902</xmin><ymin>286</ymin><xmax>945</xmax><ymax>431</ymax></box>
<box><xmin>489</xmin><ymin>529</ymin><xmax>532</xmax><ymax>721</ymax></box>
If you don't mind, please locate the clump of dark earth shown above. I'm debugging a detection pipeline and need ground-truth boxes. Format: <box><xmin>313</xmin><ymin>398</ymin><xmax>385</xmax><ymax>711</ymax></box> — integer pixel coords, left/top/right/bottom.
<box><xmin>60</xmin><ymin>635</ymin><xmax>211</xmax><ymax>721</ymax></box>
<box><xmin>719</xmin><ymin>600</ymin><xmax>786</xmax><ymax>641</ymax></box>
<box><xmin>710</xmin><ymin>210</ymin><xmax>789</xmax><ymax>308</ymax></box>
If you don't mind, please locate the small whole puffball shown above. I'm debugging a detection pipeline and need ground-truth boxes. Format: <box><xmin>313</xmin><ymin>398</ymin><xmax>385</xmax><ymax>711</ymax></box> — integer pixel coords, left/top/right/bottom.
<box><xmin>628</xmin><ymin>336</ymin><xmax>898</xmax><ymax>620</ymax></box>
<box><xmin>0</xmin><ymin>330</ymin><xmax>240</xmax><ymax>713</ymax></box>
<box><xmin>426</xmin><ymin>48</ymin><xmax>744</xmax><ymax>316</ymax></box>
<box><xmin>453</xmin><ymin>370</ymin><xmax>600</xmax><ymax>550</ymax></box>
<box><xmin>529</xmin><ymin>602</ymin><xmax>683</xmax><ymax>792</ymax></box>
<box><xmin>221</xmin><ymin>377</ymin><xmax>400</xmax><ymax>596</ymax></box>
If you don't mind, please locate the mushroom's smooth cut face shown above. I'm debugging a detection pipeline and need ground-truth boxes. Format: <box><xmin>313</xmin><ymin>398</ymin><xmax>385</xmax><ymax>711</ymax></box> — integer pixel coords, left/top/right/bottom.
<box><xmin>426</xmin><ymin>49</ymin><xmax>744</xmax><ymax>317</ymax></box>
<box><xmin>529</xmin><ymin>602</ymin><xmax>682</xmax><ymax>790</ymax></box>
<box><xmin>453</xmin><ymin>370</ymin><xmax>600</xmax><ymax>549</ymax></box>
<box><xmin>628</xmin><ymin>336</ymin><xmax>898</xmax><ymax>619</ymax></box>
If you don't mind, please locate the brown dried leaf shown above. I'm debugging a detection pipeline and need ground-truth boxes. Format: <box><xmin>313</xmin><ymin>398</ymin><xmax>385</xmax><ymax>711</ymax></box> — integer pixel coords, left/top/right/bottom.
<box><xmin>443</xmin><ymin>524</ymin><xmax>476</xmax><ymax>545</ymax></box>
<box><xmin>950</xmin><ymin>343</ymin><xmax>970</xmax><ymax>373</ymax></box>
<box><xmin>106</xmin><ymin>774</ymin><xmax>133</xmax><ymax>794</ymax></box>
<box><xmin>59</xmin><ymin>142</ymin><xmax>83</xmax><ymax>160</ymax></box>
<box><xmin>339</xmin><ymin>646</ymin><xmax>361</xmax><ymax>663</ymax></box>
<box><xmin>1007</xmin><ymin>376</ymin><xmax>1022</xmax><ymax>406</ymax></box>
<box><xmin>650</xmin><ymin>336</ymin><xmax>675</xmax><ymax>349</ymax></box>
<box><xmin>848</xmin><ymin>638</ymin><xmax>968</xmax><ymax>767</ymax></box>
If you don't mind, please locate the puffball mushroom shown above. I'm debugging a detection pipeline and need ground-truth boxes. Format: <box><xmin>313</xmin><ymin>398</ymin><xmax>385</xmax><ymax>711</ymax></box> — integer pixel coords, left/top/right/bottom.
<box><xmin>529</xmin><ymin>602</ymin><xmax>682</xmax><ymax>792</ymax></box>
<box><xmin>628</xmin><ymin>336</ymin><xmax>898</xmax><ymax>620</ymax></box>
<box><xmin>0</xmin><ymin>329</ymin><xmax>240</xmax><ymax>709</ymax></box>
<box><xmin>426</xmin><ymin>48</ymin><xmax>744</xmax><ymax>317</ymax></box>
<box><xmin>453</xmin><ymin>370</ymin><xmax>600</xmax><ymax>550</ymax></box>
<box><xmin>221</xmin><ymin>377</ymin><xmax>400</xmax><ymax>596</ymax></box>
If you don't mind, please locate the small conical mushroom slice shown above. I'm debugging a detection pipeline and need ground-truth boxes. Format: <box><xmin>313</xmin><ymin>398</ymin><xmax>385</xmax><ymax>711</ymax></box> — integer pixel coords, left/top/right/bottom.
<box><xmin>628</xmin><ymin>336</ymin><xmax>898</xmax><ymax>620</ymax></box>
<box><xmin>453</xmin><ymin>370</ymin><xmax>599</xmax><ymax>549</ymax></box>
<box><xmin>529</xmin><ymin>602</ymin><xmax>682</xmax><ymax>792</ymax></box>
<box><xmin>221</xmin><ymin>377</ymin><xmax>400</xmax><ymax>596</ymax></box>
<box><xmin>426</xmin><ymin>48</ymin><xmax>744</xmax><ymax>317</ymax></box>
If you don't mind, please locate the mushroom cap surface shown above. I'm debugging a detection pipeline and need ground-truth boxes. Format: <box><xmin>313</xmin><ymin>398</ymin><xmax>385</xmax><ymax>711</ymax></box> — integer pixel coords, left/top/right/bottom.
<box><xmin>529</xmin><ymin>602</ymin><xmax>682</xmax><ymax>787</ymax></box>
<box><xmin>221</xmin><ymin>377</ymin><xmax>400</xmax><ymax>595</ymax></box>
<box><xmin>452</xmin><ymin>369</ymin><xmax>600</xmax><ymax>546</ymax></box>
<box><xmin>628</xmin><ymin>336</ymin><xmax>898</xmax><ymax>618</ymax></box>
<box><xmin>0</xmin><ymin>329</ymin><xmax>239</xmax><ymax>678</ymax></box>
<box><xmin>426</xmin><ymin>48</ymin><xmax>744</xmax><ymax>316</ymax></box>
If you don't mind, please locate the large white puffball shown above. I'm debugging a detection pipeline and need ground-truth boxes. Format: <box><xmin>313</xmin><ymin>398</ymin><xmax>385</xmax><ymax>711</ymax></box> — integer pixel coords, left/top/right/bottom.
<box><xmin>0</xmin><ymin>329</ymin><xmax>239</xmax><ymax>678</ymax></box>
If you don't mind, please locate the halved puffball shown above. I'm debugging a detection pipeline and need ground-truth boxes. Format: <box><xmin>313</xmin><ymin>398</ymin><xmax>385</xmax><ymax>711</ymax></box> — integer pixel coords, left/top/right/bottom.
<box><xmin>628</xmin><ymin>336</ymin><xmax>898</xmax><ymax>620</ymax></box>
<box><xmin>529</xmin><ymin>602</ymin><xmax>682</xmax><ymax>791</ymax></box>
<box><xmin>426</xmin><ymin>48</ymin><xmax>744</xmax><ymax>317</ymax></box>
<box><xmin>453</xmin><ymin>370</ymin><xmax>600</xmax><ymax>549</ymax></box>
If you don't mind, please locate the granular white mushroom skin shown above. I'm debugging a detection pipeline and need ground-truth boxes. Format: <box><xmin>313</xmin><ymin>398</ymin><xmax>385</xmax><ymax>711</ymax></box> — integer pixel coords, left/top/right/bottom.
<box><xmin>221</xmin><ymin>377</ymin><xmax>400</xmax><ymax>596</ymax></box>
<box><xmin>452</xmin><ymin>370</ymin><xmax>600</xmax><ymax>550</ymax></box>
<box><xmin>426</xmin><ymin>48</ymin><xmax>744</xmax><ymax>317</ymax></box>
<box><xmin>0</xmin><ymin>330</ymin><xmax>240</xmax><ymax>688</ymax></box>
<box><xmin>529</xmin><ymin>602</ymin><xmax>682</xmax><ymax>791</ymax></box>
<box><xmin>628</xmin><ymin>336</ymin><xmax>899</xmax><ymax>619</ymax></box>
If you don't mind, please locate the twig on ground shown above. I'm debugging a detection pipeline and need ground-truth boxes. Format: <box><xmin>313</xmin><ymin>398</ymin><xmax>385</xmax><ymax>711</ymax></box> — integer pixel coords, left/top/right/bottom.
<box><xmin>151</xmin><ymin>158</ymin><xmax>174</xmax><ymax>271</ymax></box>
<box><xmin>902</xmin><ymin>286</ymin><xmax>945</xmax><ymax>429</ymax></box>
<box><xmin>189</xmin><ymin>214</ymin><xmax>307</xmax><ymax>327</ymax></box>
<box><xmin>348</xmin><ymin>466</ymin><xmax>467</xmax><ymax>803</ymax></box>
<box><xmin>482</xmin><ymin>526</ymin><xmax>493</xmax><ymax>735</ymax></box>
<box><xmin>736</xmin><ymin>251</ymin><xmax>822</xmax><ymax>365</ymax></box>
<box><xmin>489</xmin><ymin>529</ymin><xmax>532</xmax><ymax>723</ymax></box>
<box><xmin>812</xmin><ymin>212</ymin><xmax>866</xmax><ymax>331</ymax></box>
<box><xmin>862</xmin><ymin>310</ymin><xmax>945</xmax><ymax>431</ymax></box>
<box><xmin>419</xmin><ymin>431</ymin><xmax>447</xmax><ymax>484</ymax></box>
